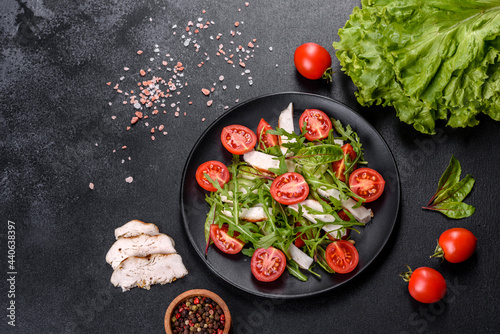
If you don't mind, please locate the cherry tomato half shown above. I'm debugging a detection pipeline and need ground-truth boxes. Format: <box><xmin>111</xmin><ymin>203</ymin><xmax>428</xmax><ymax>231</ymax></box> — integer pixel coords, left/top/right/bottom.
<box><xmin>299</xmin><ymin>109</ymin><xmax>332</xmax><ymax>141</ymax></box>
<box><xmin>221</xmin><ymin>124</ymin><xmax>257</xmax><ymax>155</ymax></box>
<box><xmin>256</xmin><ymin>118</ymin><xmax>278</xmax><ymax>150</ymax></box>
<box><xmin>196</xmin><ymin>160</ymin><xmax>230</xmax><ymax>192</ymax></box>
<box><xmin>209</xmin><ymin>224</ymin><xmax>245</xmax><ymax>254</ymax></box>
<box><xmin>406</xmin><ymin>267</ymin><xmax>447</xmax><ymax>304</ymax></box>
<box><xmin>250</xmin><ymin>247</ymin><xmax>286</xmax><ymax>282</ymax></box>
<box><xmin>332</xmin><ymin>143</ymin><xmax>357</xmax><ymax>182</ymax></box>
<box><xmin>433</xmin><ymin>228</ymin><xmax>477</xmax><ymax>263</ymax></box>
<box><xmin>325</xmin><ymin>240</ymin><xmax>359</xmax><ymax>274</ymax></box>
<box><xmin>349</xmin><ymin>167</ymin><xmax>385</xmax><ymax>203</ymax></box>
<box><xmin>294</xmin><ymin>43</ymin><xmax>332</xmax><ymax>81</ymax></box>
<box><xmin>270</xmin><ymin>172</ymin><xmax>309</xmax><ymax>205</ymax></box>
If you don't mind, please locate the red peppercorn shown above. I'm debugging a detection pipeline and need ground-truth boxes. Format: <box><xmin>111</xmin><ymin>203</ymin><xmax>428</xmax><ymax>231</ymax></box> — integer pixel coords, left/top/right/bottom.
<box><xmin>193</xmin><ymin>297</ymin><xmax>200</xmax><ymax>305</ymax></box>
<box><xmin>175</xmin><ymin>313</ymin><xmax>181</xmax><ymax>319</ymax></box>
<box><xmin>218</xmin><ymin>329</ymin><xmax>223</xmax><ymax>334</ymax></box>
<box><xmin>220</xmin><ymin>314</ymin><xmax>225</xmax><ymax>321</ymax></box>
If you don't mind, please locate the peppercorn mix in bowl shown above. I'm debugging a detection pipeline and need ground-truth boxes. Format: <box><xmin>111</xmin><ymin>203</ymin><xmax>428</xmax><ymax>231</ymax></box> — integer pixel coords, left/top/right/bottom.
<box><xmin>165</xmin><ymin>289</ymin><xmax>231</xmax><ymax>334</ymax></box>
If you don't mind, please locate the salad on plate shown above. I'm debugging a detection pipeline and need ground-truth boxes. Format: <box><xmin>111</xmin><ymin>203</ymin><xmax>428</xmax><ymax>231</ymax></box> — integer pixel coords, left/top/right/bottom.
<box><xmin>195</xmin><ymin>103</ymin><xmax>386</xmax><ymax>282</ymax></box>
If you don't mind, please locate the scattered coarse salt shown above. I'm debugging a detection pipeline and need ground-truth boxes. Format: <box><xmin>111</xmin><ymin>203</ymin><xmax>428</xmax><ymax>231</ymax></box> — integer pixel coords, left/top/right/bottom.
<box><xmin>122</xmin><ymin>146</ymin><xmax>127</xmax><ymax>149</ymax></box>
<box><xmin>137</xmin><ymin>50</ymin><xmax>143</xmax><ymax>55</ymax></box>
<box><xmin>202</xmin><ymin>88</ymin><xmax>210</xmax><ymax>95</ymax></box>
<box><xmin>89</xmin><ymin>182</ymin><xmax>94</xmax><ymax>190</ymax></box>
<box><xmin>202</xmin><ymin>117</ymin><xmax>206</xmax><ymax>122</ymax></box>
<box><xmin>207</xmin><ymin>100</ymin><xmax>213</xmax><ymax>107</ymax></box>
<box><xmin>125</xmin><ymin>176</ymin><xmax>134</xmax><ymax>183</ymax></box>
<box><xmin>219</xmin><ymin>75</ymin><xmax>224</xmax><ymax>81</ymax></box>
<box><xmin>269</xmin><ymin>47</ymin><xmax>273</xmax><ymax>51</ymax></box>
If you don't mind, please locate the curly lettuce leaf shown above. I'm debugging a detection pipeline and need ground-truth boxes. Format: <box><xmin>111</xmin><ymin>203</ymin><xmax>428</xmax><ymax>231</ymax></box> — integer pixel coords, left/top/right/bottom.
<box><xmin>333</xmin><ymin>0</ymin><xmax>500</xmax><ymax>134</ymax></box>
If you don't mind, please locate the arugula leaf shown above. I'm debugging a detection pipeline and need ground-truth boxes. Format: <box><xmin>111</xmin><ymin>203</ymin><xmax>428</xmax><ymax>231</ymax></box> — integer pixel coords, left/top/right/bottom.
<box><xmin>290</xmin><ymin>144</ymin><xmax>344</xmax><ymax>166</ymax></box>
<box><xmin>286</xmin><ymin>261</ymin><xmax>309</xmax><ymax>282</ymax></box>
<box><xmin>423</xmin><ymin>155</ymin><xmax>475</xmax><ymax>219</ymax></box>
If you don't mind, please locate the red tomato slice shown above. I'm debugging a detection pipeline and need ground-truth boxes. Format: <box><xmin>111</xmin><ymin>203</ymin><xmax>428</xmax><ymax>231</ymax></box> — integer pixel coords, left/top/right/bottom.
<box><xmin>299</xmin><ymin>109</ymin><xmax>332</xmax><ymax>141</ymax></box>
<box><xmin>221</xmin><ymin>124</ymin><xmax>257</xmax><ymax>155</ymax></box>
<box><xmin>270</xmin><ymin>172</ymin><xmax>309</xmax><ymax>205</ymax></box>
<box><xmin>349</xmin><ymin>167</ymin><xmax>385</xmax><ymax>203</ymax></box>
<box><xmin>256</xmin><ymin>118</ymin><xmax>278</xmax><ymax>149</ymax></box>
<box><xmin>250</xmin><ymin>247</ymin><xmax>286</xmax><ymax>282</ymax></box>
<box><xmin>325</xmin><ymin>240</ymin><xmax>359</xmax><ymax>274</ymax></box>
<box><xmin>209</xmin><ymin>224</ymin><xmax>245</xmax><ymax>254</ymax></box>
<box><xmin>196</xmin><ymin>160</ymin><xmax>230</xmax><ymax>192</ymax></box>
<box><xmin>332</xmin><ymin>143</ymin><xmax>357</xmax><ymax>182</ymax></box>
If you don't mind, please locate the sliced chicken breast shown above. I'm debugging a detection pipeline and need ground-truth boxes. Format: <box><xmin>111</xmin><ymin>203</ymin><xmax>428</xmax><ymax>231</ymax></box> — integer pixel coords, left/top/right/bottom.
<box><xmin>317</xmin><ymin>187</ymin><xmax>373</xmax><ymax>224</ymax></box>
<box><xmin>278</xmin><ymin>102</ymin><xmax>296</xmax><ymax>156</ymax></box>
<box><xmin>114</xmin><ymin>220</ymin><xmax>160</xmax><ymax>239</ymax></box>
<box><xmin>106</xmin><ymin>234</ymin><xmax>176</xmax><ymax>270</ymax></box>
<box><xmin>111</xmin><ymin>254</ymin><xmax>188</xmax><ymax>292</ymax></box>
<box><xmin>243</xmin><ymin>150</ymin><xmax>297</xmax><ymax>174</ymax></box>
<box><xmin>243</xmin><ymin>150</ymin><xmax>280</xmax><ymax>174</ymax></box>
<box><xmin>287</xmin><ymin>243</ymin><xmax>314</xmax><ymax>270</ymax></box>
<box><xmin>288</xmin><ymin>199</ymin><xmax>349</xmax><ymax>239</ymax></box>
<box><xmin>221</xmin><ymin>205</ymin><xmax>270</xmax><ymax>222</ymax></box>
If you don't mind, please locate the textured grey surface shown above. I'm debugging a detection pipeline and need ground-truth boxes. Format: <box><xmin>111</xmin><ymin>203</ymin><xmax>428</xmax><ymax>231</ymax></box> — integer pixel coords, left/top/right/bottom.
<box><xmin>1</xmin><ymin>0</ymin><xmax>500</xmax><ymax>333</ymax></box>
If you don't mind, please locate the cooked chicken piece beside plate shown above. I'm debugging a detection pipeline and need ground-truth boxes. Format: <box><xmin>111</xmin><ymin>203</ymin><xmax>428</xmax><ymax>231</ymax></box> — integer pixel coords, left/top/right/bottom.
<box><xmin>106</xmin><ymin>220</ymin><xmax>188</xmax><ymax>291</ymax></box>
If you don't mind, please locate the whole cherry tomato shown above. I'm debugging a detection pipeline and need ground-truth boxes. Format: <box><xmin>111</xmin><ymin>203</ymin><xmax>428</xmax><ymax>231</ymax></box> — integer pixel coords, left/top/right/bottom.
<box><xmin>400</xmin><ymin>266</ymin><xmax>447</xmax><ymax>304</ymax></box>
<box><xmin>431</xmin><ymin>228</ymin><xmax>477</xmax><ymax>263</ymax></box>
<box><xmin>294</xmin><ymin>43</ymin><xmax>332</xmax><ymax>81</ymax></box>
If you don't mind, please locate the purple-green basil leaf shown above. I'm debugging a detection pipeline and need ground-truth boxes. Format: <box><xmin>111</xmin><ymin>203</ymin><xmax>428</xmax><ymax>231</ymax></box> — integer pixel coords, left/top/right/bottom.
<box><xmin>433</xmin><ymin>174</ymin><xmax>475</xmax><ymax>205</ymax></box>
<box><xmin>423</xmin><ymin>202</ymin><xmax>475</xmax><ymax>219</ymax></box>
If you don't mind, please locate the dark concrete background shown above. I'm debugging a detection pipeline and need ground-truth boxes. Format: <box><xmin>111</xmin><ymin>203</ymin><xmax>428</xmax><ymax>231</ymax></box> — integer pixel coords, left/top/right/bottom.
<box><xmin>1</xmin><ymin>0</ymin><xmax>499</xmax><ymax>333</ymax></box>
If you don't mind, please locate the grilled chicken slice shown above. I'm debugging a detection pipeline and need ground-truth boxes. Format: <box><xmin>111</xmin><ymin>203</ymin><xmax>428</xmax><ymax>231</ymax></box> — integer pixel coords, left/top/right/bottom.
<box><xmin>278</xmin><ymin>102</ymin><xmax>295</xmax><ymax>156</ymax></box>
<box><xmin>221</xmin><ymin>205</ymin><xmax>270</xmax><ymax>222</ymax></box>
<box><xmin>111</xmin><ymin>254</ymin><xmax>188</xmax><ymax>292</ymax></box>
<box><xmin>106</xmin><ymin>234</ymin><xmax>176</xmax><ymax>270</ymax></box>
<box><xmin>114</xmin><ymin>220</ymin><xmax>160</xmax><ymax>239</ymax></box>
<box><xmin>288</xmin><ymin>199</ymin><xmax>349</xmax><ymax>239</ymax></box>
<box><xmin>317</xmin><ymin>188</ymin><xmax>373</xmax><ymax>224</ymax></box>
<box><xmin>243</xmin><ymin>150</ymin><xmax>296</xmax><ymax>174</ymax></box>
<box><xmin>287</xmin><ymin>243</ymin><xmax>314</xmax><ymax>270</ymax></box>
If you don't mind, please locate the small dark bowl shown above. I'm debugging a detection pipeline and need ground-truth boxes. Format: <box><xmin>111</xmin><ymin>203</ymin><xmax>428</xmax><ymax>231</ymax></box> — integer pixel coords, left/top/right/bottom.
<box><xmin>164</xmin><ymin>289</ymin><xmax>232</xmax><ymax>334</ymax></box>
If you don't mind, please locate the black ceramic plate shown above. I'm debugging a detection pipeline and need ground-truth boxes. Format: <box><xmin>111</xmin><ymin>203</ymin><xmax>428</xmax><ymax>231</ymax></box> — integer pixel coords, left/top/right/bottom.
<box><xmin>180</xmin><ymin>92</ymin><xmax>400</xmax><ymax>298</ymax></box>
